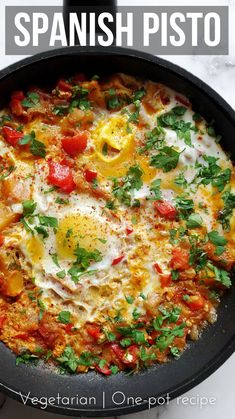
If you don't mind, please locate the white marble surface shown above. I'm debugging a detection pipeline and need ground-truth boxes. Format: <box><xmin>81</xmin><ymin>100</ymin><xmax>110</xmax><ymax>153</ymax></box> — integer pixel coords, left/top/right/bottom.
<box><xmin>0</xmin><ymin>0</ymin><xmax>235</xmax><ymax>418</ymax></box>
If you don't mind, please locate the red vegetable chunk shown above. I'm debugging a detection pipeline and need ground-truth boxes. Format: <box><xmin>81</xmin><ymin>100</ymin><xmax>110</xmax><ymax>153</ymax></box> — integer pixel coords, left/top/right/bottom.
<box><xmin>47</xmin><ymin>161</ymin><xmax>76</xmax><ymax>193</ymax></box>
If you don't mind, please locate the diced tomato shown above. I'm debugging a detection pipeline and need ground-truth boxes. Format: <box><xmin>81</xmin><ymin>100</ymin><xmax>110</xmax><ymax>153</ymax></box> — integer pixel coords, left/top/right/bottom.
<box><xmin>60</xmin><ymin>157</ymin><xmax>74</xmax><ymax>168</ymax></box>
<box><xmin>153</xmin><ymin>262</ymin><xmax>162</xmax><ymax>274</ymax></box>
<box><xmin>154</xmin><ymin>200</ymin><xmax>177</xmax><ymax>220</ymax></box>
<box><xmin>95</xmin><ymin>363</ymin><xmax>112</xmax><ymax>376</ymax></box>
<box><xmin>58</xmin><ymin>80</ymin><xmax>72</xmax><ymax>92</ymax></box>
<box><xmin>175</xmin><ymin>95</ymin><xmax>191</xmax><ymax>108</ymax></box>
<box><xmin>38</xmin><ymin>325</ymin><xmax>58</xmax><ymax>348</ymax></box>
<box><xmin>14</xmin><ymin>332</ymin><xmax>29</xmax><ymax>340</ymax></box>
<box><xmin>74</xmin><ymin>73</ymin><xmax>87</xmax><ymax>82</ymax></box>
<box><xmin>61</xmin><ymin>133</ymin><xmax>88</xmax><ymax>157</ymax></box>
<box><xmin>110</xmin><ymin>343</ymin><xmax>125</xmax><ymax>360</ymax></box>
<box><xmin>2</xmin><ymin>126</ymin><xmax>23</xmax><ymax>147</ymax></box>
<box><xmin>47</xmin><ymin>161</ymin><xmax>76</xmax><ymax>193</ymax></box>
<box><xmin>12</xmin><ymin>91</ymin><xmax>24</xmax><ymax>101</ymax></box>
<box><xmin>147</xmin><ymin>337</ymin><xmax>155</xmax><ymax>345</ymax></box>
<box><xmin>65</xmin><ymin>323</ymin><xmax>74</xmax><ymax>334</ymax></box>
<box><xmin>122</xmin><ymin>344</ymin><xmax>139</xmax><ymax>365</ymax></box>
<box><xmin>0</xmin><ymin>234</ymin><xmax>4</xmax><ymax>246</ymax></box>
<box><xmin>185</xmin><ymin>295</ymin><xmax>205</xmax><ymax>311</ymax></box>
<box><xmin>159</xmin><ymin>274</ymin><xmax>171</xmax><ymax>287</ymax></box>
<box><xmin>10</xmin><ymin>91</ymin><xmax>25</xmax><ymax>116</ymax></box>
<box><xmin>86</xmin><ymin>324</ymin><xmax>102</xmax><ymax>340</ymax></box>
<box><xmin>0</xmin><ymin>315</ymin><xmax>6</xmax><ymax>329</ymax></box>
<box><xmin>112</xmin><ymin>255</ymin><xmax>124</xmax><ymax>266</ymax></box>
<box><xmin>84</xmin><ymin>169</ymin><xmax>97</xmax><ymax>183</ymax></box>
<box><xmin>170</xmin><ymin>248</ymin><xmax>190</xmax><ymax>271</ymax></box>
<box><xmin>126</xmin><ymin>227</ymin><xmax>133</xmax><ymax>235</ymax></box>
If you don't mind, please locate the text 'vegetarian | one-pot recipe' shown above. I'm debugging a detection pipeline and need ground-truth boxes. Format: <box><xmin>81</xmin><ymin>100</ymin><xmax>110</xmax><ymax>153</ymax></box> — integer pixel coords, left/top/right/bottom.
<box><xmin>0</xmin><ymin>73</ymin><xmax>234</xmax><ymax>375</ymax></box>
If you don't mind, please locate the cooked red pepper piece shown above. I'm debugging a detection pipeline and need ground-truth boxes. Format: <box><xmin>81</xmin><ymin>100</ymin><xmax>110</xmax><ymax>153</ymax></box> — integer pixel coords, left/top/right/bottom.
<box><xmin>14</xmin><ymin>333</ymin><xmax>29</xmax><ymax>340</ymax></box>
<box><xmin>65</xmin><ymin>323</ymin><xmax>74</xmax><ymax>334</ymax></box>
<box><xmin>58</xmin><ymin>80</ymin><xmax>72</xmax><ymax>92</ymax></box>
<box><xmin>61</xmin><ymin>133</ymin><xmax>88</xmax><ymax>157</ymax></box>
<box><xmin>110</xmin><ymin>343</ymin><xmax>125</xmax><ymax>360</ymax></box>
<box><xmin>122</xmin><ymin>344</ymin><xmax>139</xmax><ymax>365</ymax></box>
<box><xmin>112</xmin><ymin>255</ymin><xmax>124</xmax><ymax>266</ymax></box>
<box><xmin>0</xmin><ymin>315</ymin><xmax>6</xmax><ymax>329</ymax></box>
<box><xmin>2</xmin><ymin>126</ymin><xmax>23</xmax><ymax>147</ymax></box>
<box><xmin>154</xmin><ymin>200</ymin><xmax>177</xmax><ymax>220</ymax></box>
<box><xmin>47</xmin><ymin>161</ymin><xmax>76</xmax><ymax>193</ymax></box>
<box><xmin>175</xmin><ymin>95</ymin><xmax>191</xmax><ymax>108</ymax></box>
<box><xmin>84</xmin><ymin>169</ymin><xmax>97</xmax><ymax>183</ymax></box>
<box><xmin>185</xmin><ymin>295</ymin><xmax>205</xmax><ymax>311</ymax></box>
<box><xmin>159</xmin><ymin>274</ymin><xmax>171</xmax><ymax>288</ymax></box>
<box><xmin>86</xmin><ymin>324</ymin><xmax>102</xmax><ymax>340</ymax></box>
<box><xmin>10</xmin><ymin>91</ymin><xmax>25</xmax><ymax>116</ymax></box>
<box><xmin>153</xmin><ymin>262</ymin><xmax>162</xmax><ymax>274</ymax></box>
<box><xmin>95</xmin><ymin>363</ymin><xmax>112</xmax><ymax>376</ymax></box>
<box><xmin>0</xmin><ymin>234</ymin><xmax>4</xmax><ymax>246</ymax></box>
<box><xmin>126</xmin><ymin>227</ymin><xmax>133</xmax><ymax>235</ymax></box>
<box><xmin>170</xmin><ymin>248</ymin><xmax>190</xmax><ymax>271</ymax></box>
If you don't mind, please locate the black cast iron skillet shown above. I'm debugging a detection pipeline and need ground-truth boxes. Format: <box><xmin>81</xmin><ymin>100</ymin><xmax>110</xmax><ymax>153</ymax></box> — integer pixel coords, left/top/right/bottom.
<box><xmin>0</xmin><ymin>1</ymin><xmax>235</xmax><ymax>417</ymax></box>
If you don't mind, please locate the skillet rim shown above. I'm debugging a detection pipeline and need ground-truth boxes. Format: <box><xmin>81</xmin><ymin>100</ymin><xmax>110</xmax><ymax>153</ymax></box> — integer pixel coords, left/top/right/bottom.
<box><xmin>0</xmin><ymin>46</ymin><xmax>234</xmax><ymax>417</ymax></box>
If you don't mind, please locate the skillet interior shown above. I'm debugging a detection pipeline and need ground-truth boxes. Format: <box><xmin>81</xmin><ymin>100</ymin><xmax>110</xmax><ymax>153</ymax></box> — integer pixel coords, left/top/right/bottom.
<box><xmin>0</xmin><ymin>47</ymin><xmax>235</xmax><ymax>417</ymax></box>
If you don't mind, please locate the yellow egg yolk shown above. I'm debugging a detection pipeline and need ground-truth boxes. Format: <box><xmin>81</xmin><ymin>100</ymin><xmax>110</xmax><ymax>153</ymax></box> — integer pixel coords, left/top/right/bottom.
<box><xmin>56</xmin><ymin>213</ymin><xmax>109</xmax><ymax>261</ymax></box>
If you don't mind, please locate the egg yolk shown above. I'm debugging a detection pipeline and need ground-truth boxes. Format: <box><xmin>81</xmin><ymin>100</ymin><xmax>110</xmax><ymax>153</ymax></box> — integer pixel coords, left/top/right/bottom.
<box><xmin>26</xmin><ymin>236</ymin><xmax>44</xmax><ymax>264</ymax></box>
<box><xmin>56</xmin><ymin>213</ymin><xmax>109</xmax><ymax>261</ymax></box>
<box><xmin>90</xmin><ymin>114</ymin><xmax>156</xmax><ymax>181</ymax></box>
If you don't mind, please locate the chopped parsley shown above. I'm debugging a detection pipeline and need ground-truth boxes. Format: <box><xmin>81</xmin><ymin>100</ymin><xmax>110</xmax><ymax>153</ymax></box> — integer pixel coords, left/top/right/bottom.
<box><xmin>16</xmin><ymin>353</ymin><xmax>39</xmax><ymax>366</ymax></box>
<box><xmin>155</xmin><ymin>323</ymin><xmax>186</xmax><ymax>352</ymax></box>
<box><xmin>218</xmin><ymin>191</ymin><xmax>235</xmax><ymax>231</ymax></box>
<box><xmin>68</xmin><ymin>244</ymin><xmax>102</xmax><ymax>282</ymax></box>
<box><xmin>107</xmin><ymin>88</ymin><xmax>122</xmax><ymax>110</ymax></box>
<box><xmin>58</xmin><ymin>311</ymin><xmax>71</xmax><ymax>324</ymax></box>
<box><xmin>197</xmin><ymin>156</ymin><xmax>231</xmax><ymax>192</ymax></box>
<box><xmin>207</xmin><ymin>263</ymin><xmax>232</xmax><ymax>288</ymax></box>
<box><xmin>56</xmin><ymin>270</ymin><xmax>66</xmax><ymax>279</ymax></box>
<box><xmin>21</xmin><ymin>92</ymin><xmax>40</xmax><ymax>108</ymax></box>
<box><xmin>56</xmin><ymin>346</ymin><xmax>80</xmax><ymax>373</ymax></box>
<box><xmin>147</xmin><ymin>179</ymin><xmax>162</xmax><ymax>201</ymax></box>
<box><xmin>22</xmin><ymin>199</ymin><xmax>36</xmax><ymax>216</ymax></box>
<box><xmin>208</xmin><ymin>230</ymin><xmax>227</xmax><ymax>256</ymax></box>
<box><xmin>175</xmin><ymin>196</ymin><xmax>194</xmax><ymax>219</ymax></box>
<box><xmin>19</xmin><ymin>130</ymin><xmax>46</xmax><ymax>158</ymax></box>
<box><xmin>158</xmin><ymin>107</ymin><xmax>195</xmax><ymax>147</ymax></box>
<box><xmin>112</xmin><ymin>164</ymin><xmax>143</xmax><ymax>207</ymax></box>
<box><xmin>150</xmin><ymin>146</ymin><xmax>181</xmax><ymax>172</ymax></box>
<box><xmin>125</xmin><ymin>295</ymin><xmax>134</xmax><ymax>304</ymax></box>
<box><xmin>186</xmin><ymin>213</ymin><xmax>203</xmax><ymax>229</ymax></box>
<box><xmin>139</xmin><ymin>126</ymin><xmax>166</xmax><ymax>154</ymax></box>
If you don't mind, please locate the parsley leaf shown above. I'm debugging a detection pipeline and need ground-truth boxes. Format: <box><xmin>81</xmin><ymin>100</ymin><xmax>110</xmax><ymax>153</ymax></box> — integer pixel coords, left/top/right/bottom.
<box><xmin>208</xmin><ymin>230</ymin><xmax>227</xmax><ymax>256</ymax></box>
<box><xmin>147</xmin><ymin>179</ymin><xmax>162</xmax><ymax>201</ymax></box>
<box><xmin>19</xmin><ymin>131</ymin><xmax>46</xmax><ymax>158</ymax></box>
<box><xmin>150</xmin><ymin>146</ymin><xmax>181</xmax><ymax>172</ymax></box>
<box><xmin>175</xmin><ymin>196</ymin><xmax>194</xmax><ymax>219</ymax></box>
<box><xmin>21</xmin><ymin>92</ymin><xmax>40</xmax><ymax>108</ymax></box>
<box><xmin>218</xmin><ymin>191</ymin><xmax>235</xmax><ymax>231</ymax></box>
<box><xmin>186</xmin><ymin>213</ymin><xmax>203</xmax><ymax>229</ymax></box>
<box><xmin>58</xmin><ymin>311</ymin><xmax>71</xmax><ymax>324</ymax></box>
<box><xmin>22</xmin><ymin>200</ymin><xmax>36</xmax><ymax>216</ymax></box>
<box><xmin>57</xmin><ymin>346</ymin><xmax>79</xmax><ymax>373</ymax></box>
<box><xmin>156</xmin><ymin>323</ymin><xmax>186</xmax><ymax>352</ymax></box>
<box><xmin>207</xmin><ymin>263</ymin><xmax>232</xmax><ymax>288</ymax></box>
<box><xmin>112</xmin><ymin>164</ymin><xmax>144</xmax><ymax>207</ymax></box>
<box><xmin>16</xmin><ymin>353</ymin><xmax>39</xmax><ymax>366</ymax></box>
<box><xmin>197</xmin><ymin>156</ymin><xmax>231</xmax><ymax>192</ymax></box>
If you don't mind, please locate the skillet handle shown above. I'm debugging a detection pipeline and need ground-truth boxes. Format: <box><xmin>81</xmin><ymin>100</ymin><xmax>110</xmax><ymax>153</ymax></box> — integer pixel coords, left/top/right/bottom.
<box><xmin>64</xmin><ymin>0</ymin><xmax>116</xmax><ymax>6</ymax></box>
<box><xmin>63</xmin><ymin>0</ymin><xmax>117</xmax><ymax>42</ymax></box>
